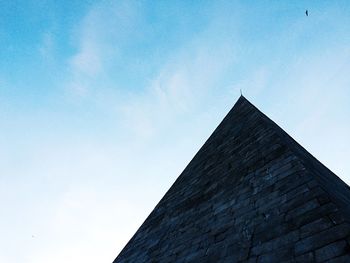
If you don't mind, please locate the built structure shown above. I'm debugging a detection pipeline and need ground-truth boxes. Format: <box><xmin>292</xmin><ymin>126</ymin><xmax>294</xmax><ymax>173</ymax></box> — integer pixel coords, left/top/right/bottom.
<box><xmin>114</xmin><ymin>96</ymin><xmax>350</xmax><ymax>262</ymax></box>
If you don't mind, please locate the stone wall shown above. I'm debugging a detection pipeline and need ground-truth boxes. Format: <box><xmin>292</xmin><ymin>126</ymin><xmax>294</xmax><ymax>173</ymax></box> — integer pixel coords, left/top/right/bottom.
<box><xmin>114</xmin><ymin>96</ymin><xmax>350</xmax><ymax>263</ymax></box>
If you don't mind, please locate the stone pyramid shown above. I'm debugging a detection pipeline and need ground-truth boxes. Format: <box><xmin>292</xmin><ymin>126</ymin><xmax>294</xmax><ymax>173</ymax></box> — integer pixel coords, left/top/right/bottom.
<box><xmin>114</xmin><ymin>96</ymin><xmax>350</xmax><ymax>263</ymax></box>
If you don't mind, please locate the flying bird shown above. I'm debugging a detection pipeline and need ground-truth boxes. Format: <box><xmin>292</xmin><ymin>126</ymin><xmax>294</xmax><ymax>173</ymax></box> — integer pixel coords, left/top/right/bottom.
<box><xmin>305</xmin><ymin>10</ymin><xmax>309</xmax><ymax>16</ymax></box>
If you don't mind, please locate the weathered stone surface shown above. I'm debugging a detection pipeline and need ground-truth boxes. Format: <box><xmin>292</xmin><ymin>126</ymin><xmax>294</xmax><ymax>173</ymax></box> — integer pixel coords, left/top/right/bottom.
<box><xmin>295</xmin><ymin>223</ymin><xmax>350</xmax><ymax>255</ymax></box>
<box><xmin>325</xmin><ymin>254</ymin><xmax>350</xmax><ymax>263</ymax></box>
<box><xmin>315</xmin><ymin>240</ymin><xmax>349</xmax><ymax>262</ymax></box>
<box><xmin>113</xmin><ymin>96</ymin><xmax>350</xmax><ymax>262</ymax></box>
<box><xmin>295</xmin><ymin>251</ymin><xmax>314</xmax><ymax>262</ymax></box>
<box><xmin>300</xmin><ymin>217</ymin><xmax>333</xmax><ymax>239</ymax></box>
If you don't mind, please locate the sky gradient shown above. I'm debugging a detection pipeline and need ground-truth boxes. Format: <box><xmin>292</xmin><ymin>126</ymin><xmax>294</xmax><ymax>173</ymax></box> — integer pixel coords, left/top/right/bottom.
<box><xmin>1</xmin><ymin>1</ymin><xmax>350</xmax><ymax>262</ymax></box>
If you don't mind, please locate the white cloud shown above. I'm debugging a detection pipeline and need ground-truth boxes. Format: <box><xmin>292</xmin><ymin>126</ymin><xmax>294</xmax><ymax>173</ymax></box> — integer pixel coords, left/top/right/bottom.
<box><xmin>120</xmin><ymin>40</ymin><xmax>236</xmax><ymax>139</ymax></box>
<box><xmin>70</xmin><ymin>42</ymin><xmax>102</xmax><ymax>76</ymax></box>
<box><xmin>66</xmin><ymin>1</ymin><xmax>140</xmax><ymax>97</ymax></box>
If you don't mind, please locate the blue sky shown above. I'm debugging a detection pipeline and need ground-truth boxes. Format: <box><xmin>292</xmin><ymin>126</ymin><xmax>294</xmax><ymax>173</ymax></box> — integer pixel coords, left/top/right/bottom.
<box><xmin>1</xmin><ymin>1</ymin><xmax>350</xmax><ymax>262</ymax></box>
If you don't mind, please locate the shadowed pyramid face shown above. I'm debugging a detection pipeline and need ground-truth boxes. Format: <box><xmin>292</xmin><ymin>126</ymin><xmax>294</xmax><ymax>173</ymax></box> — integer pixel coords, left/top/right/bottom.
<box><xmin>114</xmin><ymin>96</ymin><xmax>350</xmax><ymax>263</ymax></box>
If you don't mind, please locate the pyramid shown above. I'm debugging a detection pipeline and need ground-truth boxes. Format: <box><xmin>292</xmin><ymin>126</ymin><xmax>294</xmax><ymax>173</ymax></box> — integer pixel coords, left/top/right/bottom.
<box><xmin>114</xmin><ymin>96</ymin><xmax>350</xmax><ymax>262</ymax></box>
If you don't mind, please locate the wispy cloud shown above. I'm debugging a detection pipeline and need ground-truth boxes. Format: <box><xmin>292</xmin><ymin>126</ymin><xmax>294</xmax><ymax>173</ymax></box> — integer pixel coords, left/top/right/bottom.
<box><xmin>119</xmin><ymin>23</ymin><xmax>238</xmax><ymax>139</ymax></box>
<box><xmin>66</xmin><ymin>1</ymin><xmax>140</xmax><ymax>97</ymax></box>
<box><xmin>120</xmin><ymin>43</ymin><xmax>236</xmax><ymax>138</ymax></box>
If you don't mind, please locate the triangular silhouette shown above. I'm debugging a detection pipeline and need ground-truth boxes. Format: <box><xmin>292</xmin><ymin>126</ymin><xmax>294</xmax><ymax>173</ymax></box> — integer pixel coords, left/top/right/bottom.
<box><xmin>114</xmin><ymin>96</ymin><xmax>350</xmax><ymax>262</ymax></box>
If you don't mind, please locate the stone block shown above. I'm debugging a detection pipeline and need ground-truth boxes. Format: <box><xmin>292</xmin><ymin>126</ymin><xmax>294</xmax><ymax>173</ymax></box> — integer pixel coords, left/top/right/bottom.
<box><xmin>295</xmin><ymin>224</ymin><xmax>350</xmax><ymax>255</ymax></box>
<box><xmin>251</xmin><ymin>230</ymin><xmax>299</xmax><ymax>255</ymax></box>
<box><xmin>300</xmin><ymin>217</ymin><xmax>333</xmax><ymax>239</ymax></box>
<box><xmin>315</xmin><ymin>240</ymin><xmax>348</xmax><ymax>262</ymax></box>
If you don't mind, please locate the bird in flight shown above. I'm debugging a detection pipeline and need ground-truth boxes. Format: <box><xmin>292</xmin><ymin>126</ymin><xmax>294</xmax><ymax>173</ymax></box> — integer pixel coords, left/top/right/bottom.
<box><xmin>305</xmin><ymin>10</ymin><xmax>309</xmax><ymax>16</ymax></box>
